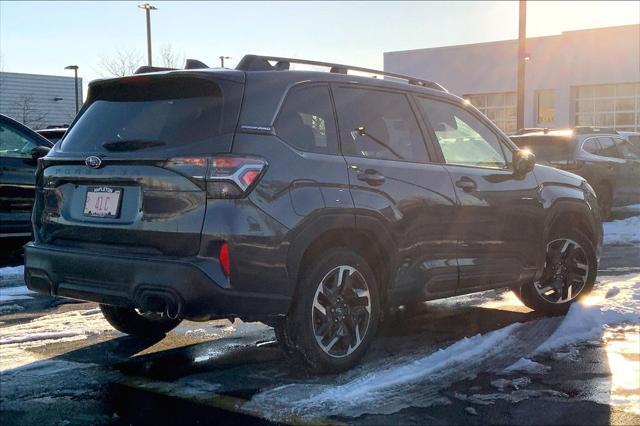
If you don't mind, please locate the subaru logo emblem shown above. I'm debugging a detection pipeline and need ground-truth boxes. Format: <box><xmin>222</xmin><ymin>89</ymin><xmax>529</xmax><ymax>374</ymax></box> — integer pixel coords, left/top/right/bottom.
<box><xmin>85</xmin><ymin>156</ymin><xmax>102</xmax><ymax>169</ymax></box>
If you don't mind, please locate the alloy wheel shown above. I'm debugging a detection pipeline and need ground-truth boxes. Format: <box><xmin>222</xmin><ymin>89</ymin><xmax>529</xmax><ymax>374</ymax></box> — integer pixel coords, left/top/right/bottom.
<box><xmin>535</xmin><ymin>238</ymin><xmax>590</xmax><ymax>304</ymax></box>
<box><xmin>312</xmin><ymin>265</ymin><xmax>372</xmax><ymax>358</ymax></box>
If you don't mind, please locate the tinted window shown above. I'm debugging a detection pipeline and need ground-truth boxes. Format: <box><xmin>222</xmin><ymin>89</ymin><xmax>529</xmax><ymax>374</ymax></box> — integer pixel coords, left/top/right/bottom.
<box><xmin>582</xmin><ymin>138</ymin><xmax>600</xmax><ymax>154</ymax></box>
<box><xmin>597</xmin><ymin>137</ymin><xmax>621</xmax><ymax>158</ymax></box>
<box><xmin>276</xmin><ymin>85</ymin><xmax>338</xmax><ymax>154</ymax></box>
<box><xmin>0</xmin><ymin>123</ymin><xmax>39</xmax><ymax>158</ymax></box>
<box><xmin>511</xmin><ymin>135</ymin><xmax>576</xmax><ymax>161</ymax></box>
<box><xmin>417</xmin><ymin>98</ymin><xmax>507</xmax><ymax>168</ymax></box>
<box><xmin>333</xmin><ymin>87</ymin><xmax>428</xmax><ymax>163</ymax></box>
<box><xmin>60</xmin><ymin>77</ymin><xmax>242</xmax><ymax>156</ymax></box>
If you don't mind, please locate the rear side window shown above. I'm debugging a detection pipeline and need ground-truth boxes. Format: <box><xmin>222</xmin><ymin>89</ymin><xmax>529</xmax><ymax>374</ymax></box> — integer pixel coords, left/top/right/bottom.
<box><xmin>60</xmin><ymin>76</ymin><xmax>242</xmax><ymax>156</ymax></box>
<box><xmin>276</xmin><ymin>85</ymin><xmax>338</xmax><ymax>155</ymax></box>
<box><xmin>333</xmin><ymin>87</ymin><xmax>429</xmax><ymax>163</ymax></box>
<box><xmin>511</xmin><ymin>135</ymin><xmax>576</xmax><ymax>162</ymax></box>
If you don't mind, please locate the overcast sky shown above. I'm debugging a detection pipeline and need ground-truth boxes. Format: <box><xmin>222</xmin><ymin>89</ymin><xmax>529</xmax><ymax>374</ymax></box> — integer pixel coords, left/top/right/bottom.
<box><xmin>1</xmin><ymin>1</ymin><xmax>638</xmax><ymax>94</ymax></box>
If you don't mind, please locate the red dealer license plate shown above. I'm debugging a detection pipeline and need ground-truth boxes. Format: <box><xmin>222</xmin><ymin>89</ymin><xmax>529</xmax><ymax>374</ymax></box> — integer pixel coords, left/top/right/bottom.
<box><xmin>83</xmin><ymin>187</ymin><xmax>123</xmax><ymax>218</ymax></box>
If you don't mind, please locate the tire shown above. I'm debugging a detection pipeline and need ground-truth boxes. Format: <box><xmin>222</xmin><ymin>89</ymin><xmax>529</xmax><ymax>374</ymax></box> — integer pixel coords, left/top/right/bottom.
<box><xmin>594</xmin><ymin>183</ymin><xmax>612</xmax><ymax>221</ymax></box>
<box><xmin>515</xmin><ymin>228</ymin><xmax>597</xmax><ymax>315</ymax></box>
<box><xmin>285</xmin><ymin>248</ymin><xmax>380</xmax><ymax>373</ymax></box>
<box><xmin>99</xmin><ymin>304</ymin><xmax>182</xmax><ymax>337</ymax></box>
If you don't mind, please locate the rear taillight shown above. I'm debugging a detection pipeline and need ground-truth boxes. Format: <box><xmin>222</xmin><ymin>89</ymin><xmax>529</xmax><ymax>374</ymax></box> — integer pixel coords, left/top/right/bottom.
<box><xmin>165</xmin><ymin>155</ymin><xmax>267</xmax><ymax>199</ymax></box>
<box><xmin>219</xmin><ymin>242</ymin><xmax>230</xmax><ymax>277</ymax></box>
<box><xmin>207</xmin><ymin>156</ymin><xmax>266</xmax><ymax>199</ymax></box>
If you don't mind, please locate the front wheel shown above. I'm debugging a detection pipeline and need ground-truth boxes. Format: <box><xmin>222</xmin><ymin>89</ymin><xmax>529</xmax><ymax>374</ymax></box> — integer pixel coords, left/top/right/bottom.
<box><xmin>515</xmin><ymin>229</ymin><xmax>597</xmax><ymax>315</ymax></box>
<box><xmin>285</xmin><ymin>249</ymin><xmax>380</xmax><ymax>373</ymax></box>
<box><xmin>100</xmin><ymin>304</ymin><xmax>182</xmax><ymax>337</ymax></box>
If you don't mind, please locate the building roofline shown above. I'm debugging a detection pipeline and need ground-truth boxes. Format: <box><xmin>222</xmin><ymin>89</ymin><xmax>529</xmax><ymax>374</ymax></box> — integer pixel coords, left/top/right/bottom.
<box><xmin>384</xmin><ymin>23</ymin><xmax>639</xmax><ymax>56</ymax></box>
<box><xmin>0</xmin><ymin>71</ymin><xmax>80</xmax><ymax>80</ymax></box>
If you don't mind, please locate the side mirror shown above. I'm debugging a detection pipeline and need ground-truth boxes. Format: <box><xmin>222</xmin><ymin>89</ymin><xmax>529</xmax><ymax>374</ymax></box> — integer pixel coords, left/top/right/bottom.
<box><xmin>513</xmin><ymin>149</ymin><xmax>536</xmax><ymax>176</ymax></box>
<box><xmin>30</xmin><ymin>145</ymin><xmax>50</xmax><ymax>160</ymax></box>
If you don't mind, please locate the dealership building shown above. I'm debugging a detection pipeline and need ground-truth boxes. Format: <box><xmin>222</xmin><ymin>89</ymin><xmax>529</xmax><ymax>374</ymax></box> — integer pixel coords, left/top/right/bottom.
<box><xmin>0</xmin><ymin>71</ymin><xmax>82</xmax><ymax>129</ymax></box>
<box><xmin>384</xmin><ymin>24</ymin><xmax>639</xmax><ymax>135</ymax></box>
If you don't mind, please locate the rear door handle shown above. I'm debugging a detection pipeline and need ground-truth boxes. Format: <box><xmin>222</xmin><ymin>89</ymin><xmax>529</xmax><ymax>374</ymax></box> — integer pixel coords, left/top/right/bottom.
<box><xmin>455</xmin><ymin>177</ymin><xmax>477</xmax><ymax>192</ymax></box>
<box><xmin>357</xmin><ymin>169</ymin><xmax>385</xmax><ymax>186</ymax></box>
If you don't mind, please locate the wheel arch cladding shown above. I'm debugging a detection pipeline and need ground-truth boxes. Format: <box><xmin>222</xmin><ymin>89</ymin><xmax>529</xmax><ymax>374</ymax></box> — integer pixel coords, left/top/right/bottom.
<box><xmin>287</xmin><ymin>218</ymin><xmax>395</xmax><ymax>308</ymax></box>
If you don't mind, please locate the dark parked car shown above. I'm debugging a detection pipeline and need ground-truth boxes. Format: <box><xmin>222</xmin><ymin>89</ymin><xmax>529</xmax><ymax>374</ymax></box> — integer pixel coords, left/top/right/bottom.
<box><xmin>0</xmin><ymin>114</ymin><xmax>52</xmax><ymax>253</ymax></box>
<box><xmin>36</xmin><ymin>127</ymin><xmax>68</xmax><ymax>144</ymax></box>
<box><xmin>511</xmin><ymin>128</ymin><xmax>640</xmax><ymax>219</ymax></box>
<box><xmin>24</xmin><ymin>56</ymin><xmax>602</xmax><ymax>372</ymax></box>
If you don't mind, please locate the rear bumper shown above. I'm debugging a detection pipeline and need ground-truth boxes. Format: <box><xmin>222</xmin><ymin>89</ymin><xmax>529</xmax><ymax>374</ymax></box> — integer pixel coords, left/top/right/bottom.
<box><xmin>24</xmin><ymin>242</ymin><xmax>290</xmax><ymax>320</ymax></box>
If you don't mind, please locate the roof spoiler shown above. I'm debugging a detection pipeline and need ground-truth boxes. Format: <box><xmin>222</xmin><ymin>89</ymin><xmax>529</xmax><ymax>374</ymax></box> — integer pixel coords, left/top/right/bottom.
<box><xmin>134</xmin><ymin>58</ymin><xmax>210</xmax><ymax>74</ymax></box>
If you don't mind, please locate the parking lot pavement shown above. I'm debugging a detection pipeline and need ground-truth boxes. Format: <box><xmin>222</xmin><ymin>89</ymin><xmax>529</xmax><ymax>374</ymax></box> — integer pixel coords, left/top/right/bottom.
<box><xmin>1</xmin><ymin>242</ymin><xmax>638</xmax><ymax>425</ymax></box>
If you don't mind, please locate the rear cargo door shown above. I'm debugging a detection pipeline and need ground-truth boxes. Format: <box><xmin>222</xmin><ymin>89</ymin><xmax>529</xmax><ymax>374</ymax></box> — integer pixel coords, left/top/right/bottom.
<box><xmin>35</xmin><ymin>74</ymin><xmax>244</xmax><ymax>256</ymax></box>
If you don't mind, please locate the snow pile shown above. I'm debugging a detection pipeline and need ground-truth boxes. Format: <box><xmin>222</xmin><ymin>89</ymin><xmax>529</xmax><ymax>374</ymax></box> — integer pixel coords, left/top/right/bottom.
<box><xmin>535</xmin><ymin>273</ymin><xmax>640</xmax><ymax>353</ymax></box>
<box><xmin>503</xmin><ymin>357</ymin><xmax>549</xmax><ymax>375</ymax></box>
<box><xmin>0</xmin><ymin>307</ymin><xmax>114</xmax><ymax>371</ymax></box>
<box><xmin>603</xmin><ymin>215</ymin><xmax>640</xmax><ymax>244</ymax></box>
<box><xmin>0</xmin><ymin>265</ymin><xmax>25</xmax><ymax>287</ymax></box>
<box><xmin>0</xmin><ymin>285</ymin><xmax>34</xmax><ymax>303</ymax></box>
<box><xmin>307</xmin><ymin>323</ymin><xmax>521</xmax><ymax>402</ymax></box>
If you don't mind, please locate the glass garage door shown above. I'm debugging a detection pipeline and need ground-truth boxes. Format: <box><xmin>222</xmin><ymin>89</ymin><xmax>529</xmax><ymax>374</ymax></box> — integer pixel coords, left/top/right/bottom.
<box><xmin>574</xmin><ymin>82</ymin><xmax>640</xmax><ymax>131</ymax></box>
<box><xmin>463</xmin><ymin>92</ymin><xmax>517</xmax><ymax>135</ymax></box>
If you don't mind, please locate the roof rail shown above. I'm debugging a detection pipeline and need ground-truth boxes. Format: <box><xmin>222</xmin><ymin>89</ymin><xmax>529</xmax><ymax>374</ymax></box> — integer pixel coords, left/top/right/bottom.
<box><xmin>573</xmin><ymin>126</ymin><xmax>619</xmax><ymax>135</ymax></box>
<box><xmin>513</xmin><ymin>127</ymin><xmax>548</xmax><ymax>135</ymax></box>
<box><xmin>235</xmin><ymin>54</ymin><xmax>447</xmax><ymax>92</ymax></box>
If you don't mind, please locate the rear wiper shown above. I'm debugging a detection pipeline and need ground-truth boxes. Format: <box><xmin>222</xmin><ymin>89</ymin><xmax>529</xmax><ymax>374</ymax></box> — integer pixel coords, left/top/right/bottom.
<box><xmin>102</xmin><ymin>139</ymin><xmax>166</xmax><ymax>152</ymax></box>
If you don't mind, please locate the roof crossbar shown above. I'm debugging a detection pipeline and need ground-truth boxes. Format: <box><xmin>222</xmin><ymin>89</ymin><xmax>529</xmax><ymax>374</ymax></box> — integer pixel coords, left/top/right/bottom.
<box><xmin>235</xmin><ymin>54</ymin><xmax>447</xmax><ymax>92</ymax></box>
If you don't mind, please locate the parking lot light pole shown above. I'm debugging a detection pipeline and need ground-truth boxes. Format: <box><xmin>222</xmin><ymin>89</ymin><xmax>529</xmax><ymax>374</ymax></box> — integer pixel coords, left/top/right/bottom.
<box><xmin>516</xmin><ymin>0</ymin><xmax>527</xmax><ymax>131</ymax></box>
<box><xmin>64</xmin><ymin>65</ymin><xmax>79</xmax><ymax>114</ymax></box>
<box><xmin>219</xmin><ymin>56</ymin><xmax>231</xmax><ymax>68</ymax></box>
<box><xmin>138</xmin><ymin>3</ymin><xmax>157</xmax><ymax>66</ymax></box>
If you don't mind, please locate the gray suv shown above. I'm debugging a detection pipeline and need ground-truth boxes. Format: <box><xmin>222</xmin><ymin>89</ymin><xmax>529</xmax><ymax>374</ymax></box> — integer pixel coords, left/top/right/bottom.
<box><xmin>25</xmin><ymin>55</ymin><xmax>602</xmax><ymax>372</ymax></box>
<box><xmin>511</xmin><ymin>127</ymin><xmax>640</xmax><ymax>219</ymax></box>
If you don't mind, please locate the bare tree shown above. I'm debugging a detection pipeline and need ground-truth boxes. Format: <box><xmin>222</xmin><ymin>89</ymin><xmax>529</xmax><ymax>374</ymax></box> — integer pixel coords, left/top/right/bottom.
<box><xmin>157</xmin><ymin>44</ymin><xmax>184</xmax><ymax>68</ymax></box>
<box><xmin>13</xmin><ymin>96</ymin><xmax>48</xmax><ymax>129</ymax></box>
<box><xmin>98</xmin><ymin>48</ymin><xmax>144</xmax><ymax>77</ymax></box>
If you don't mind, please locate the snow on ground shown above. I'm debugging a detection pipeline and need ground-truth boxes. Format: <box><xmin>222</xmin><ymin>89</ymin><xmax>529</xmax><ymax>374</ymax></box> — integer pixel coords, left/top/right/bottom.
<box><xmin>0</xmin><ymin>265</ymin><xmax>25</xmax><ymax>288</ymax></box>
<box><xmin>247</xmin><ymin>273</ymin><xmax>640</xmax><ymax>420</ymax></box>
<box><xmin>0</xmin><ymin>307</ymin><xmax>114</xmax><ymax>371</ymax></box>
<box><xmin>604</xmin><ymin>215</ymin><xmax>640</xmax><ymax>244</ymax></box>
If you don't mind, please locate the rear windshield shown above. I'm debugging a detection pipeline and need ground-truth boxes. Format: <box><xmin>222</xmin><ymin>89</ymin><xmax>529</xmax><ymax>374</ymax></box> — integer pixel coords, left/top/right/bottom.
<box><xmin>59</xmin><ymin>76</ymin><xmax>242</xmax><ymax>156</ymax></box>
<box><xmin>510</xmin><ymin>135</ymin><xmax>577</xmax><ymax>161</ymax></box>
